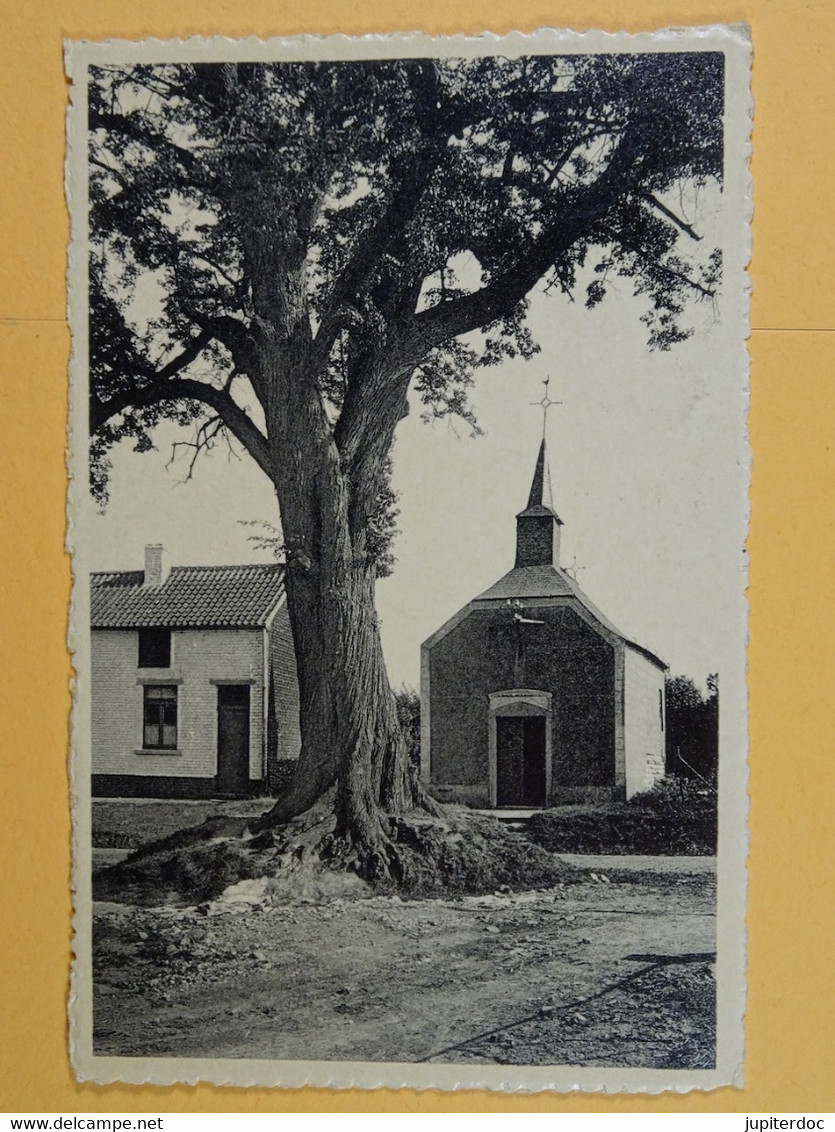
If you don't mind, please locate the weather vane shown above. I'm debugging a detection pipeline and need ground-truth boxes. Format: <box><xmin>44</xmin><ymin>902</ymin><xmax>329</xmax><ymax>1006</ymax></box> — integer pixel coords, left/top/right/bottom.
<box><xmin>531</xmin><ymin>376</ymin><xmax>563</xmax><ymax>437</ymax></box>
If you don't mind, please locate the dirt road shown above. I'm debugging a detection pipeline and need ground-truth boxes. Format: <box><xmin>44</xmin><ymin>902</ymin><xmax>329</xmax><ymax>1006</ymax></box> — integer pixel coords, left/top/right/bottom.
<box><xmin>93</xmin><ymin>867</ymin><xmax>715</xmax><ymax>1068</ymax></box>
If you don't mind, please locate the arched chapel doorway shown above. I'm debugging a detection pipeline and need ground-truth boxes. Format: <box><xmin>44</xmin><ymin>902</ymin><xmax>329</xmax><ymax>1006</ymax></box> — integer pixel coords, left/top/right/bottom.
<box><xmin>488</xmin><ymin>689</ymin><xmax>553</xmax><ymax>808</ymax></box>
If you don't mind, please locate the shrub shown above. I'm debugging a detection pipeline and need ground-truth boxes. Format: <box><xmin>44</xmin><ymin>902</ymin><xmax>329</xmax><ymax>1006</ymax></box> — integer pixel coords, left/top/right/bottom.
<box><xmin>527</xmin><ymin>776</ymin><xmax>717</xmax><ymax>856</ymax></box>
<box><xmin>394</xmin><ymin>685</ymin><xmax>422</xmax><ymax>772</ymax></box>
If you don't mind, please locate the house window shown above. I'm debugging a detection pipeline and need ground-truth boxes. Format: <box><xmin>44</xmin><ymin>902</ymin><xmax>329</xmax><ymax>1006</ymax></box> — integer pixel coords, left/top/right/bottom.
<box><xmin>138</xmin><ymin>628</ymin><xmax>171</xmax><ymax>668</ymax></box>
<box><xmin>659</xmin><ymin>688</ymin><xmax>665</xmax><ymax>731</ymax></box>
<box><xmin>143</xmin><ymin>685</ymin><xmax>178</xmax><ymax>750</ymax></box>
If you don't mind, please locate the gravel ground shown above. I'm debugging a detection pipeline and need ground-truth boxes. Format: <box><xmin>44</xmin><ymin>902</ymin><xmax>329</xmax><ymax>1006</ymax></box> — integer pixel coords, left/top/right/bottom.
<box><xmin>93</xmin><ymin>870</ymin><xmax>715</xmax><ymax>1068</ymax></box>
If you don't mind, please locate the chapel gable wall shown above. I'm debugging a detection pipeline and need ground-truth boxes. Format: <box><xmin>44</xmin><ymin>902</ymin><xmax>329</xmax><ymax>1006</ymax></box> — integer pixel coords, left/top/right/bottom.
<box><xmin>427</xmin><ymin>603</ymin><xmax>616</xmax><ymax>802</ymax></box>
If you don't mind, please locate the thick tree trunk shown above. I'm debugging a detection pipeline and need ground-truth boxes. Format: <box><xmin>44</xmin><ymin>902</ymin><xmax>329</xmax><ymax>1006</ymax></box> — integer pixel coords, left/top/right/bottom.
<box><xmin>283</xmin><ymin>552</ymin><xmax>419</xmax><ymax>866</ymax></box>
<box><xmin>252</xmin><ymin>355</ymin><xmax>434</xmax><ymax>874</ymax></box>
<box><xmin>261</xmin><ymin>528</ymin><xmax>427</xmax><ymax>876</ymax></box>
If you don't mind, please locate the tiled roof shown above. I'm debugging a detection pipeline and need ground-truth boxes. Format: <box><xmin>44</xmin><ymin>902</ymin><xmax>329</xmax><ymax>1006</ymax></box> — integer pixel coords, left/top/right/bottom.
<box><xmin>474</xmin><ymin>564</ymin><xmax>666</xmax><ymax>669</ymax></box>
<box><xmin>91</xmin><ymin>563</ymin><xmax>285</xmax><ymax>629</ymax></box>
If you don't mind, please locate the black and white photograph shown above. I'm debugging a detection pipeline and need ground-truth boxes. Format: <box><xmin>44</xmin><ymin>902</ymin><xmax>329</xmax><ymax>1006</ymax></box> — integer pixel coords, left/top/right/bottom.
<box><xmin>67</xmin><ymin>27</ymin><xmax>750</xmax><ymax>1092</ymax></box>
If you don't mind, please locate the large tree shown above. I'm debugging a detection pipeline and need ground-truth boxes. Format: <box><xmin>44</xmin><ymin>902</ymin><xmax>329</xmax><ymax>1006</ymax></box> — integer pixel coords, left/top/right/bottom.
<box><xmin>88</xmin><ymin>51</ymin><xmax>723</xmax><ymax>874</ymax></box>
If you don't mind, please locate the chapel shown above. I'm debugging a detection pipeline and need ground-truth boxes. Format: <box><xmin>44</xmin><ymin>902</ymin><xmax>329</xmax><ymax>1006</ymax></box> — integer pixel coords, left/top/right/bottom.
<box><xmin>420</xmin><ymin>434</ymin><xmax>667</xmax><ymax>807</ymax></box>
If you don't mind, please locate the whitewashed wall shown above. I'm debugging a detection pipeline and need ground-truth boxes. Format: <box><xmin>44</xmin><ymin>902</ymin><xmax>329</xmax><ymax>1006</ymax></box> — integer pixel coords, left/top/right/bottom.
<box><xmin>91</xmin><ymin>627</ymin><xmax>264</xmax><ymax>780</ymax></box>
<box><xmin>623</xmin><ymin>647</ymin><xmax>666</xmax><ymax>799</ymax></box>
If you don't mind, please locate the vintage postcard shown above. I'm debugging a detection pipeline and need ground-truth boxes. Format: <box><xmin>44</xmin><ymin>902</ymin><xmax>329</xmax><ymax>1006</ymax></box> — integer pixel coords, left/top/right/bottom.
<box><xmin>66</xmin><ymin>26</ymin><xmax>751</xmax><ymax>1092</ymax></box>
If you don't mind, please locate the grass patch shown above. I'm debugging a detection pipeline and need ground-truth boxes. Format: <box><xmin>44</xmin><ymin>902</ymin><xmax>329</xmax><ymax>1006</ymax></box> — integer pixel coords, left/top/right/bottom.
<box><xmin>92</xmin><ymin>799</ymin><xmax>274</xmax><ymax>850</ymax></box>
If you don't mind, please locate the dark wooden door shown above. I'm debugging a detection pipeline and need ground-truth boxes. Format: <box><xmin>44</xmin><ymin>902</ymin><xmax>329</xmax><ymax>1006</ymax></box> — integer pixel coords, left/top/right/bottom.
<box><xmin>216</xmin><ymin>685</ymin><xmax>251</xmax><ymax>795</ymax></box>
<box><xmin>496</xmin><ymin>715</ymin><xmax>547</xmax><ymax>807</ymax></box>
<box><xmin>521</xmin><ymin>716</ymin><xmax>547</xmax><ymax>806</ymax></box>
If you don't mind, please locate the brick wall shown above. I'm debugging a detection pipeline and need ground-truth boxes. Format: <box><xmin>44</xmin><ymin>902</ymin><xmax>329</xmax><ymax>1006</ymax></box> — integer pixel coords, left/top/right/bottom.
<box><xmin>515</xmin><ymin>514</ymin><xmax>560</xmax><ymax>567</ymax></box>
<box><xmin>623</xmin><ymin>646</ymin><xmax>666</xmax><ymax>798</ymax></box>
<box><xmin>427</xmin><ymin>602</ymin><xmax>615</xmax><ymax>801</ymax></box>
<box><xmin>91</xmin><ymin>627</ymin><xmax>265</xmax><ymax>781</ymax></box>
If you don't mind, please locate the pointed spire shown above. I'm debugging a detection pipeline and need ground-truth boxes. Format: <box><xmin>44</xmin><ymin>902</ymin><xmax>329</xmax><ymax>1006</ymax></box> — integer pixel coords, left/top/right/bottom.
<box><xmin>515</xmin><ymin>438</ymin><xmax>563</xmax><ymax>568</ymax></box>
<box><xmin>518</xmin><ymin>437</ymin><xmax>561</xmax><ymax>521</ymax></box>
<box><xmin>525</xmin><ymin>438</ymin><xmax>556</xmax><ymax>513</ymax></box>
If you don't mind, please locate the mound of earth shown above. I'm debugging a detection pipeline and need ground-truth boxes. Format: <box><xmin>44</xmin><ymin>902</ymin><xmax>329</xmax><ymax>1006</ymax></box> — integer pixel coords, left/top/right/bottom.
<box><xmin>93</xmin><ymin>805</ymin><xmax>574</xmax><ymax>906</ymax></box>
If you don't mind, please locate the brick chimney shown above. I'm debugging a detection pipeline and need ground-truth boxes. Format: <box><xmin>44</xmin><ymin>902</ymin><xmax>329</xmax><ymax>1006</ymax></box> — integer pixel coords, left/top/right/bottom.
<box><xmin>144</xmin><ymin>544</ymin><xmax>170</xmax><ymax>586</ymax></box>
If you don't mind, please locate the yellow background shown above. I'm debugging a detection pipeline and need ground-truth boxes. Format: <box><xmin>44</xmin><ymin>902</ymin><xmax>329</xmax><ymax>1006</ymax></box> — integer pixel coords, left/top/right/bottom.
<box><xmin>1</xmin><ymin>0</ymin><xmax>832</xmax><ymax>1113</ymax></box>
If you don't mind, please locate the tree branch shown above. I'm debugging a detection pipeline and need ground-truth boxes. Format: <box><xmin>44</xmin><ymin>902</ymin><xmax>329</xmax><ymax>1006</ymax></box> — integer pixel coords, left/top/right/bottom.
<box><xmin>649</xmin><ymin>260</ymin><xmax>715</xmax><ymax>299</ymax></box>
<box><xmin>310</xmin><ymin>64</ymin><xmax>459</xmax><ymax>378</ymax></box>
<box><xmin>154</xmin><ymin>328</ymin><xmax>215</xmax><ymax>382</ymax></box>
<box><xmin>89</xmin><ymin>326</ymin><xmax>214</xmax><ymax>433</ymax></box>
<box><xmin>89</xmin><ymin>108</ymin><xmax>201</xmax><ymax>177</ymax></box>
<box><xmin>332</xmin><ymin>133</ymin><xmax>648</xmax><ymax>466</ymax></box>
<box><xmin>188</xmin><ymin>253</ymin><xmax>244</xmax><ymax>295</ymax></box>
<box><xmin>174</xmin><ymin>380</ymin><xmax>273</xmax><ymax>478</ymax></box>
<box><xmin>397</xmin><ymin>127</ymin><xmax>705</xmax><ymax>359</ymax></box>
<box><xmin>180</xmin><ymin>307</ymin><xmax>253</xmax><ymax>364</ymax></box>
<box><xmin>600</xmin><ymin>225</ymin><xmax>716</xmax><ymax>298</ymax></box>
<box><xmin>92</xmin><ymin>374</ymin><xmax>273</xmax><ymax>480</ymax></box>
<box><xmin>637</xmin><ymin>191</ymin><xmax>702</xmax><ymax>241</ymax></box>
<box><xmin>167</xmin><ymin>415</ymin><xmax>241</xmax><ymax>482</ymax></box>
<box><xmin>399</xmin><ymin>183</ymin><xmax>613</xmax><ymax>357</ymax></box>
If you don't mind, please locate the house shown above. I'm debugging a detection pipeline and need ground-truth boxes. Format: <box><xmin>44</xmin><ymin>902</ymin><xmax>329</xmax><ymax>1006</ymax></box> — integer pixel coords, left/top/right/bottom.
<box><xmin>420</xmin><ymin>438</ymin><xmax>667</xmax><ymax>808</ymax></box>
<box><xmin>90</xmin><ymin>544</ymin><xmax>301</xmax><ymax>798</ymax></box>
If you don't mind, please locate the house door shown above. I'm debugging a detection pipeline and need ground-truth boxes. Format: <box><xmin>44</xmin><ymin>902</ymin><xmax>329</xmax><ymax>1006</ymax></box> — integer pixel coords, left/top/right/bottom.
<box><xmin>216</xmin><ymin>685</ymin><xmax>251</xmax><ymax>795</ymax></box>
<box><xmin>496</xmin><ymin>715</ymin><xmax>547</xmax><ymax>807</ymax></box>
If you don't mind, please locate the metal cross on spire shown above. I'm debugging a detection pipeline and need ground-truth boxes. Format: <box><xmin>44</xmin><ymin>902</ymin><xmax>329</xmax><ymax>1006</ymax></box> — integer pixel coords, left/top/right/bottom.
<box><xmin>531</xmin><ymin>376</ymin><xmax>563</xmax><ymax>438</ymax></box>
<box><xmin>565</xmin><ymin>556</ymin><xmax>586</xmax><ymax>583</ymax></box>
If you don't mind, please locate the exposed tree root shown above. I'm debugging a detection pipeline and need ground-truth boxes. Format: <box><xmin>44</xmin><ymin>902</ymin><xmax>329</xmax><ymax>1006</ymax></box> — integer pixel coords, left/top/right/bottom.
<box><xmin>94</xmin><ymin>803</ymin><xmax>574</xmax><ymax>907</ymax></box>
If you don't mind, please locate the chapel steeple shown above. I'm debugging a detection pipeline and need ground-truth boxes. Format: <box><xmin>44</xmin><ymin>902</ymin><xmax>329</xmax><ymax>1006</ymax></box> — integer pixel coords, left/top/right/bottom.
<box><xmin>515</xmin><ymin>437</ymin><xmax>563</xmax><ymax>568</ymax></box>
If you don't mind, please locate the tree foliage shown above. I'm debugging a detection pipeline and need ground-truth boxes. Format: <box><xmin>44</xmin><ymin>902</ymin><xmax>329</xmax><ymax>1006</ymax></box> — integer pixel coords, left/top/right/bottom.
<box><xmin>89</xmin><ymin>52</ymin><xmax>724</xmax><ymax>535</ymax></box>
<box><xmin>394</xmin><ymin>685</ymin><xmax>422</xmax><ymax>770</ymax></box>
<box><xmin>665</xmin><ymin>674</ymin><xmax>719</xmax><ymax>781</ymax></box>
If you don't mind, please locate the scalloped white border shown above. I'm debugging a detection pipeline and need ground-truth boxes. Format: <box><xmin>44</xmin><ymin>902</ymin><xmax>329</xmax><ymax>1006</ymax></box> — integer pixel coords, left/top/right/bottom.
<box><xmin>66</xmin><ymin>23</ymin><xmax>752</xmax><ymax>1095</ymax></box>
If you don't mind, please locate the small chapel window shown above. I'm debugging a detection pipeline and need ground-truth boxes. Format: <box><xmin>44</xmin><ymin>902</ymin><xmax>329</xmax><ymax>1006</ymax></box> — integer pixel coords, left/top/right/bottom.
<box><xmin>659</xmin><ymin>688</ymin><xmax>665</xmax><ymax>730</ymax></box>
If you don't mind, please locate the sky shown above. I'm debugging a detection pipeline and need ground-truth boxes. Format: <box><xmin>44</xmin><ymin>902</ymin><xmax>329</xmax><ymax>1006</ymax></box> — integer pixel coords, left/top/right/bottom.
<box><xmin>84</xmin><ymin>253</ymin><xmax>748</xmax><ymax>695</ymax></box>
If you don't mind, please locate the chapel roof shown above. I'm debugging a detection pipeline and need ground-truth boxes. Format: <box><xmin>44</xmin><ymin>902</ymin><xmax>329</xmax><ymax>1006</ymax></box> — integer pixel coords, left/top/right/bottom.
<box><xmin>90</xmin><ymin>562</ymin><xmax>285</xmax><ymax>629</ymax></box>
<box><xmin>474</xmin><ymin>563</ymin><xmax>666</xmax><ymax>669</ymax></box>
<box><xmin>424</xmin><ymin>422</ymin><xmax>665</xmax><ymax>667</ymax></box>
